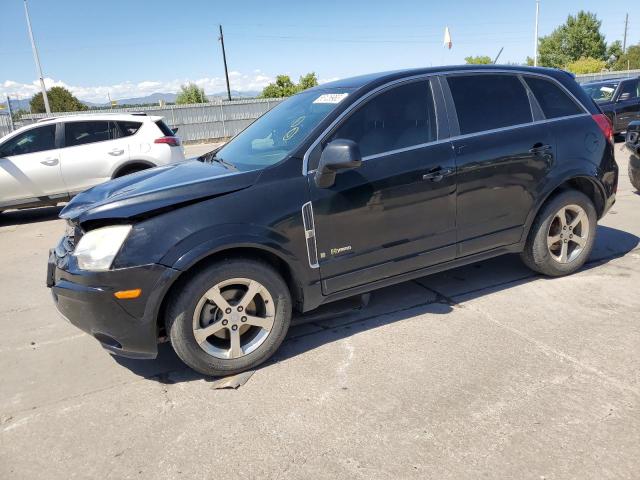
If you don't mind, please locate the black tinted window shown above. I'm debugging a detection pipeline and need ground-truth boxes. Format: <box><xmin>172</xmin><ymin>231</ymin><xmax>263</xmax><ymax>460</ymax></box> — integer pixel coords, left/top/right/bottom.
<box><xmin>618</xmin><ymin>80</ymin><xmax>639</xmax><ymax>100</ymax></box>
<box><xmin>117</xmin><ymin>121</ymin><xmax>142</xmax><ymax>137</ymax></box>
<box><xmin>155</xmin><ymin>120</ymin><xmax>174</xmax><ymax>136</ymax></box>
<box><xmin>525</xmin><ymin>76</ymin><xmax>582</xmax><ymax>119</ymax></box>
<box><xmin>65</xmin><ymin>121</ymin><xmax>116</xmax><ymax>147</ymax></box>
<box><xmin>0</xmin><ymin>125</ymin><xmax>56</xmax><ymax>156</ymax></box>
<box><xmin>447</xmin><ymin>74</ymin><xmax>532</xmax><ymax>134</ymax></box>
<box><xmin>330</xmin><ymin>81</ymin><xmax>437</xmax><ymax>157</ymax></box>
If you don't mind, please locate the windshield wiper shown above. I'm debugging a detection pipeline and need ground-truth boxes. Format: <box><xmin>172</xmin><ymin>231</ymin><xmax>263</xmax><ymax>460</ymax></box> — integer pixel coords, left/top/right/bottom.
<box><xmin>203</xmin><ymin>153</ymin><xmax>238</xmax><ymax>171</ymax></box>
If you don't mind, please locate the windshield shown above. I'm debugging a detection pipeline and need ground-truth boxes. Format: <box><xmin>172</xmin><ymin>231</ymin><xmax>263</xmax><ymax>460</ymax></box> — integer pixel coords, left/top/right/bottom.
<box><xmin>214</xmin><ymin>90</ymin><xmax>351</xmax><ymax>171</ymax></box>
<box><xmin>582</xmin><ymin>82</ymin><xmax>618</xmax><ymax>103</ymax></box>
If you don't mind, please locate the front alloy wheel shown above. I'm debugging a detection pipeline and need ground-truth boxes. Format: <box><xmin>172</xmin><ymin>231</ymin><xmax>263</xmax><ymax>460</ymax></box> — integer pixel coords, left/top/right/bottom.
<box><xmin>193</xmin><ymin>278</ymin><xmax>275</xmax><ymax>359</ymax></box>
<box><xmin>167</xmin><ymin>259</ymin><xmax>292</xmax><ymax>377</ymax></box>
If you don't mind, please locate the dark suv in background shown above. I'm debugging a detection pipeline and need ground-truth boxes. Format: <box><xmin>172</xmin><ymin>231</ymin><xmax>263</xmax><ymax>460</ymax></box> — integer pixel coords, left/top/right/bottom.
<box><xmin>582</xmin><ymin>77</ymin><xmax>640</xmax><ymax>134</ymax></box>
<box><xmin>48</xmin><ymin>66</ymin><xmax>618</xmax><ymax>377</ymax></box>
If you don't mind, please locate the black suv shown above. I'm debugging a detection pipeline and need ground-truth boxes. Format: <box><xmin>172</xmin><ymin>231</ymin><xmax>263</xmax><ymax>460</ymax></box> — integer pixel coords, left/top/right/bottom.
<box><xmin>582</xmin><ymin>77</ymin><xmax>640</xmax><ymax>134</ymax></box>
<box><xmin>48</xmin><ymin>66</ymin><xmax>618</xmax><ymax>376</ymax></box>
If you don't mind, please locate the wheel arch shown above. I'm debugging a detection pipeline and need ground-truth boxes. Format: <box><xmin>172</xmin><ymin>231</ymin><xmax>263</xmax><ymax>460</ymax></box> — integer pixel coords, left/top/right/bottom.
<box><xmin>156</xmin><ymin>245</ymin><xmax>304</xmax><ymax>335</ymax></box>
<box><xmin>522</xmin><ymin>174</ymin><xmax>606</xmax><ymax>245</ymax></box>
<box><xmin>112</xmin><ymin>160</ymin><xmax>156</xmax><ymax>179</ymax></box>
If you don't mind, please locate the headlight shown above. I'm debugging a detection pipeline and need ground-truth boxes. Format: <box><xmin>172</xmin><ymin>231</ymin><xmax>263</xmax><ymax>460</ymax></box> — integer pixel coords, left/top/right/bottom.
<box><xmin>73</xmin><ymin>225</ymin><xmax>132</xmax><ymax>271</ymax></box>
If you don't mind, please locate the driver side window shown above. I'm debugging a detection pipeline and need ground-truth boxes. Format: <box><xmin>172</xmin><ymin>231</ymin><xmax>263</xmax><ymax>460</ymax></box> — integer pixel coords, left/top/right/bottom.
<box><xmin>0</xmin><ymin>124</ymin><xmax>56</xmax><ymax>157</ymax></box>
<box><xmin>329</xmin><ymin>80</ymin><xmax>437</xmax><ymax>158</ymax></box>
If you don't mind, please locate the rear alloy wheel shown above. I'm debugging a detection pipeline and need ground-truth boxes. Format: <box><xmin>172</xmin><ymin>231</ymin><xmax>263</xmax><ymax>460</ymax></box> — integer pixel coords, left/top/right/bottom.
<box><xmin>166</xmin><ymin>259</ymin><xmax>291</xmax><ymax>376</ymax></box>
<box><xmin>521</xmin><ymin>190</ymin><xmax>597</xmax><ymax>276</ymax></box>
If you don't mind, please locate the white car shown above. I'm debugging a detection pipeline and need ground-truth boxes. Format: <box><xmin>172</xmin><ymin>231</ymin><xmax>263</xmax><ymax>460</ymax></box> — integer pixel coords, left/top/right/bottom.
<box><xmin>0</xmin><ymin>113</ymin><xmax>185</xmax><ymax>212</ymax></box>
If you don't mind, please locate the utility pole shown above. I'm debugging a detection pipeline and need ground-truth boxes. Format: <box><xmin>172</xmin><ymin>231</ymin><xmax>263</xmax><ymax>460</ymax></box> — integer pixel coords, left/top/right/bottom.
<box><xmin>23</xmin><ymin>0</ymin><xmax>50</xmax><ymax>114</ymax></box>
<box><xmin>533</xmin><ymin>0</ymin><xmax>540</xmax><ymax>67</ymax></box>
<box><xmin>493</xmin><ymin>47</ymin><xmax>504</xmax><ymax>64</ymax></box>
<box><xmin>622</xmin><ymin>13</ymin><xmax>628</xmax><ymax>53</ymax></box>
<box><xmin>218</xmin><ymin>25</ymin><xmax>232</xmax><ymax>102</ymax></box>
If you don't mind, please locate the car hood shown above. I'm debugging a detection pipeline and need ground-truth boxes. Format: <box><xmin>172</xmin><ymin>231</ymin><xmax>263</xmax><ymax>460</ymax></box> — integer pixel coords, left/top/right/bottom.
<box><xmin>60</xmin><ymin>160</ymin><xmax>261</xmax><ymax>223</ymax></box>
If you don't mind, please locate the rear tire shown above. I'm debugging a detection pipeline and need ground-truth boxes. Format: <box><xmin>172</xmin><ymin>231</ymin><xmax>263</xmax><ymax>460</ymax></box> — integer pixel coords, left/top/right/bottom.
<box><xmin>166</xmin><ymin>258</ymin><xmax>292</xmax><ymax>377</ymax></box>
<box><xmin>521</xmin><ymin>190</ymin><xmax>597</xmax><ymax>276</ymax></box>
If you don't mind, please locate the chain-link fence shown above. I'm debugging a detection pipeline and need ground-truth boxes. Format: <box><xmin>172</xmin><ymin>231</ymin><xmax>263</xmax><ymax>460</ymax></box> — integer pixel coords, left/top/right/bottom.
<box><xmin>0</xmin><ymin>115</ymin><xmax>13</xmax><ymax>138</ymax></box>
<box><xmin>20</xmin><ymin>97</ymin><xmax>284</xmax><ymax>144</ymax></box>
<box><xmin>574</xmin><ymin>69</ymin><xmax>640</xmax><ymax>84</ymax></box>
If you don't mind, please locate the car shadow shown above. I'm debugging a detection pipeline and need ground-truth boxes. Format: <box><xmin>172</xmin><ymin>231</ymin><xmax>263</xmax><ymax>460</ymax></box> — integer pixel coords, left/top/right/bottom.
<box><xmin>113</xmin><ymin>224</ymin><xmax>639</xmax><ymax>384</ymax></box>
<box><xmin>0</xmin><ymin>206</ymin><xmax>63</xmax><ymax>226</ymax></box>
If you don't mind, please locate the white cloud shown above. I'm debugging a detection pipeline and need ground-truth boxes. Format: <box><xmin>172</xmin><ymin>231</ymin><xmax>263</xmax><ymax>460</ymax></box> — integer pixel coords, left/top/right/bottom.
<box><xmin>0</xmin><ymin>72</ymin><xmax>275</xmax><ymax>103</ymax></box>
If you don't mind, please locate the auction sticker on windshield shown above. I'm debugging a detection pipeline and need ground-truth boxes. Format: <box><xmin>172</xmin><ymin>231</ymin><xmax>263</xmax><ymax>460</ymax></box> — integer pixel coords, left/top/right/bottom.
<box><xmin>313</xmin><ymin>93</ymin><xmax>349</xmax><ymax>104</ymax></box>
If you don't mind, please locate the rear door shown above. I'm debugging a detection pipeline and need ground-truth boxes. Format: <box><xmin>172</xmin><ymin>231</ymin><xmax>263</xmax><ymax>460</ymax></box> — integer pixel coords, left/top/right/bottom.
<box><xmin>308</xmin><ymin>78</ymin><xmax>457</xmax><ymax>294</ymax></box>
<box><xmin>59</xmin><ymin>120</ymin><xmax>130</xmax><ymax>194</ymax></box>
<box><xmin>445</xmin><ymin>73</ymin><xmax>554</xmax><ymax>257</ymax></box>
<box><xmin>0</xmin><ymin>124</ymin><xmax>67</xmax><ymax>206</ymax></box>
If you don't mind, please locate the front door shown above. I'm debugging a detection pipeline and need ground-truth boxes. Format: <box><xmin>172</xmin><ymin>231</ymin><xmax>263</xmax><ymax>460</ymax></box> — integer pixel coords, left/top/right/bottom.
<box><xmin>613</xmin><ymin>79</ymin><xmax>640</xmax><ymax>132</ymax></box>
<box><xmin>307</xmin><ymin>79</ymin><xmax>457</xmax><ymax>295</ymax></box>
<box><xmin>0</xmin><ymin>123</ymin><xmax>67</xmax><ymax>207</ymax></box>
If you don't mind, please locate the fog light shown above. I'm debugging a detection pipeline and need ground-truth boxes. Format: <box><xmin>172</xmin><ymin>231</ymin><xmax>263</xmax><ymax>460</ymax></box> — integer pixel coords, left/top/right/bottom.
<box><xmin>114</xmin><ymin>288</ymin><xmax>142</xmax><ymax>299</ymax></box>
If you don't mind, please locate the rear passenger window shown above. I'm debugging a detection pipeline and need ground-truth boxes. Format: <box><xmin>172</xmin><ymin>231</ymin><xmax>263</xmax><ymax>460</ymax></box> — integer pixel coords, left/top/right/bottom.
<box><xmin>447</xmin><ymin>74</ymin><xmax>532</xmax><ymax>134</ymax></box>
<box><xmin>329</xmin><ymin>81</ymin><xmax>437</xmax><ymax>157</ymax></box>
<box><xmin>65</xmin><ymin>121</ymin><xmax>115</xmax><ymax>147</ymax></box>
<box><xmin>117</xmin><ymin>121</ymin><xmax>143</xmax><ymax>137</ymax></box>
<box><xmin>524</xmin><ymin>76</ymin><xmax>583</xmax><ymax>119</ymax></box>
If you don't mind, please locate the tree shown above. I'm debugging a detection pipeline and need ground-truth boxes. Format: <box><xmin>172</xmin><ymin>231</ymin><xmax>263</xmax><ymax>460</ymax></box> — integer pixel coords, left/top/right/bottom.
<box><xmin>176</xmin><ymin>83</ymin><xmax>208</xmax><ymax>104</ymax></box>
<box><xmin>537</xmin><ymin>11</ymin><xmax>607</xmax><ymax>68</ymax></box>
<box><xmin>465</xmin><ymin>55</ymin><xmax>492</xmax><ymax>65</ymax></box>
<box><xmin>30</xmin><ymin>86</ymin><xmax>87</xmax><ymax>113</ymax></box>
<box><xmin>261</xmin><ymin>72</ymin><xmax>319</xmax><ymax>98</ymax></box>
<box><xmin>565</xmin><ymin>57</ymin><xmax>606</xmax><ymax>74</ymax></box>
<box><xmin>612</xmin><ymin>43</ymin><xmax>640</xmax><ymax>71</ymax></box>
<box><xmin>297</xmin><ymin>72</ymin><xmax>319</xmax><ymax>90</ymax></box>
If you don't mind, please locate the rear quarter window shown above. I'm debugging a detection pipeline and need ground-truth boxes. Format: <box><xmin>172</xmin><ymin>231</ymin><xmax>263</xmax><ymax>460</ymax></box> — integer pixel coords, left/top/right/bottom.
<box><xmin>524</xmin><ymin>76</ymin><xmax>583</xmax><ymax>119</ymax></box>
<box><xmin>155</xmin><ymin>120</ymin><xmax>175</xmax><ymax>136</ymax></box>
<box><xmin>447</xmin><ymin>74</ymin><xmax>533</xmax><ymax>135</ymax></box>
<box><xmin>117</xmin><ymin>121</ymin><xmax>143</xmax><ymax>137</ymax></box>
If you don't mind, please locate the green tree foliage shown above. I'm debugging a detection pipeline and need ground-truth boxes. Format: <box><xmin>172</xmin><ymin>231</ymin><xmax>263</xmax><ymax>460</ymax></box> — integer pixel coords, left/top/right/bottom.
<box><xmin>30</xmin><ymin>86</ymin><xmax>87</xmax><ymax>113</ymax></box>
<box><xmin>261</xmin><ymin>72</ymin><xmax>319</xmax><ymax>98</ymax></box>
<box><xmin>465</xmin><ymin>55</ymin><xmax>493</xmax><ymax>65</ymax></box>
<box><xmin>176</xmin><ymin>83</ymin><xmax>208</xmax><ymax>104</ymax></box>
<box><xmin>538</xmin><ymin>11</ymin><xmax>607</xmax><ymax>68</ymax></box>
<box><xmin>612</xmin><ymin>44</ymin><xmax>640</xmax><ymax>71</ymax></box>
<box><xmin>565</xmin><ymin>57</ymin><xmax>606</xmax><ymax>74</ymax></box>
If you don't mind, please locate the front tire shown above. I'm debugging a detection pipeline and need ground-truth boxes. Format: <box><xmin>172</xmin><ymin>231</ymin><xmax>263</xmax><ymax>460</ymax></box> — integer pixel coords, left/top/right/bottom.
<box><xmin>521</xmin><ymin>190</ymin><xmax>597</xmax><ymax>276</ymax></box>
<box><xmin>166</xmin><ymin>258</ymin><xmax>292</xmax><ymax>377</ymax></box>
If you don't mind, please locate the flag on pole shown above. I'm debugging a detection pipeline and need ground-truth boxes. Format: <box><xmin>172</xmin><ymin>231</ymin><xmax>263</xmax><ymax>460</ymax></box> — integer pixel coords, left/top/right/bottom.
<box><xmin>443</xmin><ymin>26</ymin><xmax>452</xmax><ymax>49</ymax></box>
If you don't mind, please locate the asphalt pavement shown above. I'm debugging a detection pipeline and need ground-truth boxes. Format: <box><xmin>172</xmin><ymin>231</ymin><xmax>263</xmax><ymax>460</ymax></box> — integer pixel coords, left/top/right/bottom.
<box><xmin>1</xmin><ymin>142</ymin><xmax>639</xmax><ymax>479</ymax></box>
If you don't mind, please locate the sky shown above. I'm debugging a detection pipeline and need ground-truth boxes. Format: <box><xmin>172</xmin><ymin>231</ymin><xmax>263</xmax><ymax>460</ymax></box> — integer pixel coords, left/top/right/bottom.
<box><xmin>0</xmin><ymin>0</ymin><xmax>637</xmax><ymax>103</ymax></box>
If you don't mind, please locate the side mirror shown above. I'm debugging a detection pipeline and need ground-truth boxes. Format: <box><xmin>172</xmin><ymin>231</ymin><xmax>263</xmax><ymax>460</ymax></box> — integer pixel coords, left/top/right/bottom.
<box><xmin>617</xmin><ymin>92</ymin><xmax>631</xmax><ymax>102</ymax></box>
<box><xmin>314</xmin><ymin>139</ymin><xmax>362</xmax><ymax>188</ymax></box>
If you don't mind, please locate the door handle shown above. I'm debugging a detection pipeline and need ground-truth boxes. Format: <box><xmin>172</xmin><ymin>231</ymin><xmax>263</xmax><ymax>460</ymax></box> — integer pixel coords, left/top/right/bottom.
<box><xmin>108</xmin><ymin>149</ymin><xmax>125</xmax><ymax>156</ymax></box>
<box><xmin>422</xmin><ymin>166</ymin><xmax>454</xmax><ymax>182</ymax></box>
<box><xmin>529</xmin><ymin>143</ymin><xmax>552</xmax><ymax>154</ymax></box>
<box><xmin>40</xmin><ymin>158</ymin><xmax>59</xmax><ymax>166</ymax></box>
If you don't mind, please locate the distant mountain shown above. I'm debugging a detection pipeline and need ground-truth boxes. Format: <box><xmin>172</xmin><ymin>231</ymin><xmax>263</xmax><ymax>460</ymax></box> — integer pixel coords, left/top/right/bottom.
<box><xmin>3</xmin><ymin>89</ymin><xmax>264</xmax><ymax>114</ymax></box>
